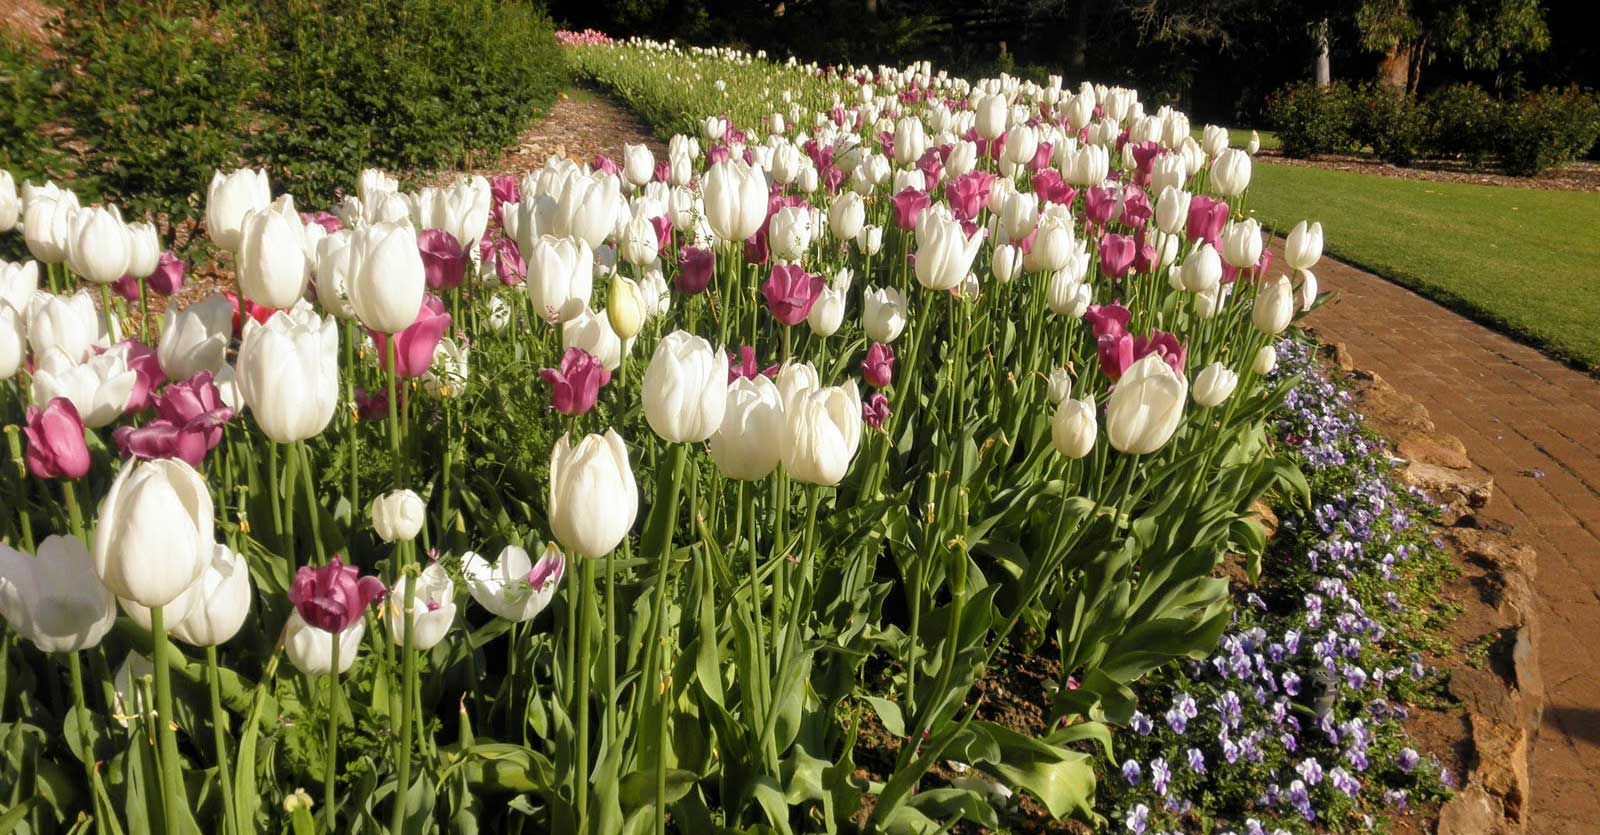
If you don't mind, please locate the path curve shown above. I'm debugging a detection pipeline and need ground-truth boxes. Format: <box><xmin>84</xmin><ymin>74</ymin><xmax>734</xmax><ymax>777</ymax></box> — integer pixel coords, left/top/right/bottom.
<box><xmin>1296</xmin><ymin>242</ymin><xmax>1600</xmax><ymax>835</ymax></box>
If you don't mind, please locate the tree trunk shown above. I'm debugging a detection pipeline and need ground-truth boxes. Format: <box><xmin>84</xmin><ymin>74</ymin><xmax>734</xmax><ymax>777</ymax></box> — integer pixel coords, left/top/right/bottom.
<box><xmin>1067</xmin><ymin>2</ymin><xmax>1088</xmax><ymax>74</ymax></box>
<box><xmin>1313</xmin><ymin>19</ymin><xmax>1331</xmax><ymax>86</ymax></box>
<box><xmin>1377</xmin><ymin>43</ymin><xmax>1411</xmax><ymax>90</ymax></box>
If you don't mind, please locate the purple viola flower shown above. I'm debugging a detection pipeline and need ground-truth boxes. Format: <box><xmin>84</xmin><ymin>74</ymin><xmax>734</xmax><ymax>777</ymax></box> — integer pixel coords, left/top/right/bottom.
<box><xmin>1123</xmin><ymin>803</ymin><xmax>1149</xmax><ymax>835</ymax></box>
<box><xmin>1150</xmin><ymin>757</ymin><xmax>1170</xmax><ymax>796</ymax></box>
<box><xmin>1121</xmin><ymin>759</ymin><xmax>1141</xmax><ymax>786</ymax></box>
<box><xmin>1185</xmin><ymin>747</ymin><xmax>1206</xmax><ymax>774</ymax></box>
<box><xmin>1129</xmin><ymin>711</ymin><xmax>1153</xmax><ymax>736</ymax></box>
<box><xmin>1397</xmin><ymin>747</ymin><xmax>1420</xmax><ymax>773</ymax></box>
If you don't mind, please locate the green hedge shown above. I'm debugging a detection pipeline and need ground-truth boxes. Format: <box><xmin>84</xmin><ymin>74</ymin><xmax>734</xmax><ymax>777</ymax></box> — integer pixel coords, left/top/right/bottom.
<box><xmin>1266</xmin><ymin>80</ymin><xmax>1600</xmax><ymax>176</ymax></box>
<box><xmin>1</xmin><ymin>0</ymin><xmax>566</xmax><ymax>223</ymax></box>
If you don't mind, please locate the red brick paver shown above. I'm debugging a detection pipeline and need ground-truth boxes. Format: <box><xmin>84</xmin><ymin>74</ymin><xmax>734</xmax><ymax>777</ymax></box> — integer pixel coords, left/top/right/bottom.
<box><xmin>1294</xmin><ymin>242</ymin><xmax>1600</xmax><ymax>835</ymax></box>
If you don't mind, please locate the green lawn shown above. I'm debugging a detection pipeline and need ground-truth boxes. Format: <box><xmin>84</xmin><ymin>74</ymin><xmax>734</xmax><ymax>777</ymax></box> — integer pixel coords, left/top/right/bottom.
<box><xmin>1245</xmin><ymin>162</ymin><xmax>1600</xmax><ymax>372</ymax></box>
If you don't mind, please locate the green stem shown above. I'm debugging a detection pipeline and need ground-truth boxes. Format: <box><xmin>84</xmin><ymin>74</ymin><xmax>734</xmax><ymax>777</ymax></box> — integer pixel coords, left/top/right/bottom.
<box><xmin>150</xmin><ymin>606</ymin><xmax>182</xmax><ymax>835</ymax></box>
<box><xmin>296</xmin><ymin>442</ymin><xmax>326</xmax><ymax>565</ymax></box>
<box><xmin>574</xmin><ymin>558</ymin><xmax>592</xmax><ymax>831</ymax></box>
<box><xmin>391</xmin><ymin>552</ymin><xmax>417</xmax><ymax>835</ymax></box>
<box><xmin>206</xmin><ymin>646</ymin><xmax>237</xmax><ymax>835</ymax></box>
<box><xmin>324</xmin><ymin>629</ymin><xmax>341</xmax><ymax>831</ymax></box>
<box><xmin>387</xmin><ymin>337</ymin><xmax>402</xmax><ymax>485</ymax></box>
<box><xmin>61</xmin><ymin>480</ymin><xmax>86</xmax><ymax>541</ymax></box>
<box><xmin>68</xmin><ymin>653</ymin><xmax>111</xmax><ymax>835</ymax></box>
<box><xmin>266</xmin><ymin>442</ymin><xmax>284</xmax><ymax>553</ymax></box>
<box><xmin>636</xmin><ymin>443</ymin><xmax>689</xmax><ymax>835</ymax></box>
<box><xmin>605</xmin><ymin>546</ymin><xmax>618</xmax><ymax>745</ymax></box>
<box><xmin>346</xmin><ymin>322</ymin><xmax>359</xmax><ymax>515</ymax></box>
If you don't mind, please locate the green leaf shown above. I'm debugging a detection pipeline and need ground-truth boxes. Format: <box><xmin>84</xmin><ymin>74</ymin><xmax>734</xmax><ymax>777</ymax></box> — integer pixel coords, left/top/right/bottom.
<box><xmin>863</xmin><ymin>696</ymin><xmax>906</xmax><ymax>737</ymax></box>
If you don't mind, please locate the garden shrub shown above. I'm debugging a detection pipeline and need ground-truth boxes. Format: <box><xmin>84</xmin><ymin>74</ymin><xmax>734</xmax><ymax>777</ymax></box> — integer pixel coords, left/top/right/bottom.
<box><xmin>1351</xmin><ymin>82</ymin><xmax>1431</xmax><ymax>167</ymax></box>
<box><xmin>1496</xmin><ymin>86</ymin><xmax>1600</xmax><ymax>176</ymax></box>
<box><xmin>14</xmin><ymin>0</ymin><xmax>567</xmax><ymax>224</ymax></box>
<box><xmin>1265</xmin><ymin>81</ymin><xmax>1356</xmax><ymax>158</ymax></box>
<box><xmin>1426</xmin><ymin>83</ymin><xmax>1502</xmax><ymax>169</ymax></box>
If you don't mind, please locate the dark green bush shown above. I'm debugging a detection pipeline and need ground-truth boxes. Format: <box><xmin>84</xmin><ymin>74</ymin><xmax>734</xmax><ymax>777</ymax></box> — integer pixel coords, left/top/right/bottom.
<box><xmin>1265</xmin><ymin>81</ymin><xmax>1356</xmax><ymax>158</ymax></box>
<box><xmin>1426</xmin><ymin>84</ymin><xmax>1502</xmax><ymax>169</ymax></box>
<box><xmin>1351</xmin><ymin>82</ymin><xmax>1431</xmax><ymax>167</ymax></box>
<box><xmin>8</xmin><ymin>0</ymin><xmax>565</xmax><ymax>224</ymax></box>
<box><xmin>1497</xmin><ymin>86</ymin><xmax>1600</xmax><ymax>176</ymax></box>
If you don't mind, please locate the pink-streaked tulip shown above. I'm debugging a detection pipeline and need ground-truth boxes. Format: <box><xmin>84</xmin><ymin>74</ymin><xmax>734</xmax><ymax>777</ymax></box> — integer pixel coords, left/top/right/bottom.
<box><xmin>24</xmin><ymin>398</ymin><xmax>91</xmax><ymax>480</ymax></box>
<box><xmin>763</xmin><ymin>265</ymin><xmax>826</xmax><ymax>327</ymax></box>
<box><xmin>678</xmin><ymin>246</ymin><xmax>715</xmax><ymax>295</ymax></box>
<box><xmin>862</xmin><ymin>392</ymin><xmax>891</xmax><ymax>430</ymax></box>
<box><xmin>371</xmin><ymin>296</ymin><xmax>451</xmax><ymax>379</ymax></box>
<box><xmin>463</xmin><ymin>544</ymin><xmax>564</xmax><ymax>622</ymax></box>
<box><xmin>540</xmin><ymin>347</ymin><xmax>611</xmax><ymax>416</ymax></box>
<box><xmin>386</xmin><ymin>562</ymin><xmax>456</xmax><ymax>650</ymax></box>
<box><xmin>289</xmin><ymin>557</ymin><xmax>386</xmax><ymax>634</ymax></box>
<box><xmin>862</xmin><ymin>343</ymin><xmax>895</xmax><ymax>389</ymax></box>
<box><xmin>417</xmin><ymin>229</ymin><xmax>468</xmax><ymax>291</ymax></box>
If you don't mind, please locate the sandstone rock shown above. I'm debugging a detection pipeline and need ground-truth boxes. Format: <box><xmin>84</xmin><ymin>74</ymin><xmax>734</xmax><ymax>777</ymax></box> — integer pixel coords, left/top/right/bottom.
<box><xmin>1399</xmin><ymin>461</ymin><xmax>1494</xmax><ymax>510</ymax></box>
<box><xmin>1437</xmin><ymin>785</ymin><xmax>1510</xmax><ymax>835</ymax></box>
<box><xmin>1313</xmin><ymin>337</ymin><xmax>1356</xmax><ymax>372</ymax></box>
<box><xmin>1449</xmin><ymin>666</ymin><xmax>1520</xmax><ymax>726</ymax></box>
<box><xmin>1470</xmin><ymin>713</ymin><xmax>1528</xmax><ymax>825</ymax></box>
<box><xmin>1398</xmin><ymin>432</ymin><xmax>1473</xmax><ymax>470</ymax></box>
<box><xmin>1248</xmin><ymin>499</ymin><xmax>1278</xmax><ymax>541</ymax></box>
<box><xmin>1346</xmin><ymin>370</ymin><xmax>1436</xmax><ymax>435</ymax></box>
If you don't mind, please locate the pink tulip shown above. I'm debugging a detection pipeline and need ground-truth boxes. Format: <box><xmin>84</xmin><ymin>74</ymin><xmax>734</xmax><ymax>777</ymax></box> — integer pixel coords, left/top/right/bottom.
<box><xmin>653</xmin><ymin>161</ymin><xmax>671</xmax><ymax>184</ymax></box>
<box><xmin>891</xmin><ymin>188</ymin><xmax>931</xmax><ymax>231</ymax></box>
<box><xmin>355</xmin><ymin>387</ymin><xmax>390</xmax><ymax>422</ymax></box>
<box><xmin>862</xmin><ymin>342</ymin><xmax>895</xmax><ymax>389</ymax></box>
<box><xmin>301</xmin><ymin>212</ymin><xmax>343</xmax><ymax>235</ymax></box>
<box><xmin>1186</xmin><ymin>196</ymin><xmax>1229</xmax><ymax>248</ymax></box>
<box><xmin>371</xmin><ymin>295</ymin><xmax>451</xmax><ymax>378</ymax></box>
<box><xmin>490</xmin><ymin>176</ymin><xmax>518</xmax><ymax>225</ymax></box>
<box><xmin>743</xmin><ymin>229</ymin><xmax>770</xmax><ymax>266</ymax></box>
<box><xmin>115</xmin><ymin>373</ymin><xmax>234</xmax><ymax>467</ymax></box>
<box><xmin>649</xmin><ymin>214</ymin><xmax>673</xmax><ymax>253</ymax></box>
<box><xmin>1029</xmin><ymin>141</ymin><xmax>1053</xmax><ymax>173</ymax></box>
<box><xmin>762</xmin><ymin>265</ymin><xmax>825</xmax><ymax>327</ymax></box>
<box><xmin>147</xmin><ymin>251</ymin><xmax>186</xmax><ymax>297</ymax></box>
<box><xmin>1084</xmin><ymin>187</ymin><xmax>1120</xmax><ymax>229</ymax></box>
<box><xmin>1121</xmin><ymin>186</ymin><xmax>1153</xmax><ymax>228</ymax></box>
<box><xmin>916</xmin><ymin>147</ymin><xmax>944</xmax><ymax>189</ymax></box>
<box><xmin>1084</xmin><ymin>303</ymin><xmax>1132</xmax><ymax>339</ymax></box>
<box><xmin>728</xmin><ymin>346</ymin><xmax>779</xmax><ymax>383</ymax></box>
<box><xmin>112</xmin><ymin>275</ymin><xmax>141</xmax><ymax>303</ymax></box>
<box><xmin>1134</xmin><ymin>330</ymin><xmax>1187</xmax><ymax>375</ymax></box>
<box><xmin>592</xmin><ymin>155</ymin><xmax>619</xmax><ymax>176</ymax></box>
<box><xmin>1096</xmin><ymin>333</ymin><xmax>1135</xmax><ymax>381</ymax></box>
<box><xmin>115</xmin><ymin>341</ymin><xmax>166</xmax><ymax>413</ymax></box>
<box><xmin>493</xmin><ymin>238</ymin><xmax>525</xmax><ymax>286</ymax></box>
<box><xmin>539</xmin><ymin>348</ymin><xmax>611</xmax><ymax>416</ymax></box>
<box><xmin>706</xmin><ymin>144</ymin><xmax>731</xmax><ymax>166</ymax></box>
<box><xmin>863</xmin><ymin>393</ymin><xmax>891</xmax><ymax>430</ymax></box>
<box><xmin>945</xmin><ymin>173</ymin><xmax>990</xmax><ymax>222</ymax></box>
<box><xmin>1130</xmin><ymin>142</ymin><xmax>1163</xmax><ymax>186</ymax></box>
<box><xmin>677</xmin><ymin>246</ymin><xmax>714</xmax><ymax>295</ymax></box>
<box><xmin>418</xmin><ymin>229</ymin><xmax>468</xmax><ymax>291</ymax></box>
<box><xmin>1032</xmin><ymin>170</ymin><xmax>1076</xmax><ymax>206</ymax></box>
<box><xmin>289</xmin><ymin>557</ymin><xmax>386</xmax><ymax>634</ymax></box>
<box><xmin>1099</xmin><ymin>234</ymin><xmax>1137</xmax><ymax>279</ymax></box>
<box><xmin>24</xmin><ymin>398</ymin><xmax>91</xmax><ymax>480</ymax></box>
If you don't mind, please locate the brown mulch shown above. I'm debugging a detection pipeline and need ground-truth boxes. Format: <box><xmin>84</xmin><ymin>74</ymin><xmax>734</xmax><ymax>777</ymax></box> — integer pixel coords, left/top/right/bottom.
<box><xmin>0</xmin><ymin>0</ymin><xmax>57</xmax><ymax>52</ymax></box>
<box><xmin>1256</xmin><ymin>149</ymin><xmax>1600</xmax><ymax>192</ymax></box>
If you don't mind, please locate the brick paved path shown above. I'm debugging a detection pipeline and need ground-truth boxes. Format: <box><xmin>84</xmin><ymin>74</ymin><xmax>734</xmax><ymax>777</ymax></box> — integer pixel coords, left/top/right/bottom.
<box><xmin>1294</xmin><ymin>242</ymin><xmax>1600</xmax><ymax>835</ymax></box>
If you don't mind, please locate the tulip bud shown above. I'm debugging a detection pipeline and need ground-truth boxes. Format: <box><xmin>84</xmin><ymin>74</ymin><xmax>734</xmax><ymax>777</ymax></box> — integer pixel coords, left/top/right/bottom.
<box><xmin>549</xmin><ymin>431</ymin><xmax>639</xmax><ymax>558</ymax></box>
<box><xmin>808</xmin><ymin>280</ymin><xmax>847</xmax><ymax>337</ymax></box>
<box><xmin>644</xmin><ymin>331</ymin><xmax>729</xmax><ymax>443</ymax></box>
<box><xmin>607</xmin><ymin>276</ymin><xmax>647</xmax><ymax>340</ymax></box>
<box><xmin>856</xmin><ymin>224</ymin><xmax>884</xmax><ymax>256</ymax></box>
<box><xmin>703</xmin><ymin>160</ymin><xmax>769</xmax><ymax>245</ymax></box>
<box><xmin>1252</xmin><ymin>275</ymin><xmax>1295</xmax><ymax>336</ymax></box>
<box><xmin>92</xmin><ymin>458</ymin><xmax>214</xmax><ymax>608</ymax></box>
<box><xmin>623</xmin><ymin>143</ymin><xmax>655</xmax><ymax>188</ymax></box>
<box><xmin>1221</xmin><ymin>219</ymin><xmax>1264</xmax><ymax>270</ymax></box>
<box><xmin>371</xmin><ymin>489</ymin><xmax>426</xmax><ymax>543</ymax></box>
<box><xmin>207</xmin><ymin>168</ymin><xmax>271</xmax><ymax>252</ymax></box>
<box><xmin>1046</xmin><ymin>367</ymin><xmax>1073</xmax><ymax>404</ymax></box>
<box><xmin>828</xmin><ymin>193</ymin><xmax>865</xmax><ymax>242</ymax></box>
<box><xmin>66</xmin><ymin>205</ymin><xmax>133</xmax><ymax>286</ymax></box>
<box><xmin>386</xmin><ymin>563</ymin><xmax>456</xmax><ymax>651</ymax></box>
<box><xmin>1106</xmin><ymin>354</ymin><xmax>1188</xmax><ymax>455</ymax></box>
<box><xmin>782</xmin><ymin>381</ymin><xmax>863</xmax><ymax>486</ymax></box>
<box><xmin>975</xmin><ymin>93</ymin><xmax>1008</xmax><ymax>140</ymax></box>
<box><xmin>991</xmin><ymin>243</ymin><xmax>1021</xmax><ymax>284</ymax></box>
<box><xmin>1155</xmin><ymin>187</ymin><xmax>1191</xmax><ymax>236</ymax></box>
<box><xmin>22</xmin><ymin>188</ymin><xmax>78</xmax><ymax>265</ymax></box>
<box><xmin>619</xmin><ymin>212</ymin><xmax>660</xmax><ymax>267</ymax></box>
<box><xmin>23</xmin><ymin>397</ymin><xmax>91</xmax><ymax>480</ymax></box>
<box><xmin>1179</xmin><ymin>244</ymin><xmax>1222</xmax><ymax>293</ymax></box>
<box><xmin>347</xmin><ymin>222</ymin><xmax>427</xmax><ymax>334</ymax></box>
<box><xmin>464</xmin><ymin>544</ymin><xmax>564</xmax><ymax>622</ymax></box>
<box><xmin>1210</xmin><ymin>148</ymin><xmax>1252</xmax><ymax>196</ymax></box>
<box><xmin>709</xmin><ymin>375</ymin><xmax>785</xmax><ymax>481</ymax></box>
<box><xmin>1294</xmin><ymin>268</ymin><xmax>1319</xmax><ymax>311</ymax></box>
<box><xmin>1247</xmin><ymin>130</ymin><xmax>1262</xmax><ymax>155</ymax></box>
<box><xmin>1253</xmin><ymin>344</ymin><xmax>1278</xmax><ymax>375</ymax></box>
<box><xmin>1192</xmin><ymin>362</ymin><xmax>1239</xmax><ymax>408</ymax></box>
<box><xmin>1051</xmin><ymin>396</ymin><xmax>1097</xmax><ymax>459</ymax></box>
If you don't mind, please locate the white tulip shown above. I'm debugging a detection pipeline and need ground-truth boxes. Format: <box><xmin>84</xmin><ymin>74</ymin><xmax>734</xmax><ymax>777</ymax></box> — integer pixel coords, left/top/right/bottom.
<box><xmin>284</xmin><ymin>611</ymin><xmax>364</xmax><ymax>675</ymax></box>
<box><xmin>1252</xmin><ymin>274</ymin><xmax>1296</xmax><ymax>336</ymax></box>
<box><xmin>0</xmin><ymin>171</ymin><xmax>16</xmax><ymax>233</ymax></box>
<box><xmin>170</xmin><ymin>544</ymin><xmax>252</xmax><ymax>647</ymax></box>
<box><xmin>524</xmin><ymin>235</ymin><xmax>595</xmax><ymax>324</ymax></box>
<box><xmin>92</xmin><ymin>458</ymin><xmax>214</xmax><ymax>608</ymax></box>
<box><xmin>1295</xmin><ymin>268</ymin><xmax>1319</xmax><ymax>311</ymax></box>
<box><xmin>1051</xmin><ymin>396</ymin><xmax>1097</xmax><ymax>459</ymax></box>
<box><xmin>236</xmin><ymin>205</ymin><xmax>309</xmax><ymax>308</ymax></box>
<box><xmin>371</xmin><ymin>489</ymin><xmax>426</xmax><ymax>543</ymax></box>
<box><xmin>555</xmin><ymin>172</ymin><xmax>623</xmax><ymax>250</ymax></box>
<box><xmin>1046</xmin><ymin>367</ymin><xmax>1073</xmax><ymax>405</ymax></box>
<box><xmin>1210</xmin><ymin>148</ymin><xmax>1252</xmax><ymax>196</ymax></box>
<box><xmin>619</xmin><ymin>211</ymin><xmax>660</xmax><ymax>267</ymax></box>
<box><xmin>30</xmin><ymin>347</ymin><xmax>137</xmax><ymax>429</ymax></box>
<box><xmin>464</xmin><ymin>544</ymin><xmax>565</xmax><ymax>622</ymax></box>
<box><xmin>0</xmin><ymin>307</ymin><xmax>23</xmax><ymax>379</ymax></box>
<box><xmin>0</xmin><ymin>259</ymin><xmax>38</xmax><ymax>313</ymax></box>
<box><xmin>0</xmin><ymin>535</ymin><xmax>117</xmax><ymax>653</ymax></box>
<box><xmin>702</xmin><ymin>160</ymin><xmax>769</xmax><ymax>244</ymax></box>
<box><xmin>623</xmin><ymin>143</ymin><xmax>656</xmax><ymax>187</ymax></box>
<box><xmin>1192</xmin><ymin>363</ymin><xmax>1239</xmax><ymax>408</ymax></box>
<box><xmin>992</xmin><ymin>243</ymin><xmax>1021</xmax><ymax>284</ymax></box>
<box><xmin>347</xmin><ymin>222</ymin><xmax>426</xmax><ymax>333</ymax></box>
<box><xmin>915</xmin><ymin>211</ymin><xmax>985</xmax><ymax>291</ymax></box>
<box><xmin>1180</xmin><ymin>244</ymin><xmax>1223</xmax><ymax>293</ymax></box>
<box><xmin>548</xmin><ymin>431</ymin><xmax>639</xmax><ymax>558</ymax></box>
<box><xmin>782</xmin><ymin>381</ymin><xmax>863</xmax><ymax>486</ymax></box>
<box><xmin>1106</xmin><ymin>354</ymin><xmax>1188</xmax><ymax>455</ymax></box>
<box><xmin>125</xmin><ymin>222</ymin><xmax>160</xmax><ymax>279</ymax></box>
<box><xmin>1253</xmin><ymin>344</ymin><xmax>1278</xmax><ymax>375</ymax></box>
<box><xmin>768</xmin><ymin>205</ymin><xmax>814</xmax><ymax>261</ymax></box>
<box><xmin>157</xmin><ymin>294</ymin><xmax>232</xmax><ymax>381</ymax></box>
<box><xmin>1046</xmin><ymin>269</ymin><xmax>1092</xmax><ymax>318</ymax></box>
<box><xmin>206</xmin><ymin>168</ymin><xmax>271</xmax><ymax>252</ymax></box>
<box><xmin>64</xmin><ymin>205</ymin><xmax>131</xmax><ymax>285</ymax></box>
<box><xmin>643</xmin><ymin>331</ymin><xmax>728</xmax><ymax>443</ymax></box>
<box><xmin>863</xmin><ymin>285</ymin><xmax>908</xmax><ymax>343</ymax></box>
<box><xmin>236</xmin><ymin>305</ymin><xmax>340</xmax><ymax>443</ymax></box>
<box><xmin>1284</xmin><ymin>221</ymin><xmax>1324</xmax><ymax>271</ymax></box>
<box><xmin>710</xmin><ymin>375</ymin><xmax>786</xmax><ymax>481</ymax></box>
<box><xmin>1221</xmin><ymin>219</ymin><xmax>1263</xmax><ymax>270</ymax></box>
<box><xmin>22</xmin><ymin>187</ymin><xmax>78</xmax><ymax>265</ymax></box>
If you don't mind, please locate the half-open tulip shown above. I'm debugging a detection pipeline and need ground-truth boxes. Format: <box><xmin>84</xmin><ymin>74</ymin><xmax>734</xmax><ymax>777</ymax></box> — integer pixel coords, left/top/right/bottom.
<box><xmin>238</xmin><ymin>304</ymin><xmax>340</xmax><ymax>443</ymax></box>
<box><xmin>709</xmin><ymin>374</ymin><xmax>785</xmax><ymax>481</ymax></box>
<box><xmin>386</xmin><ymin>563</ymin><xmax>456</xmax><ymax>650</ymax></box>
<box><xmin>1106</xmin><ymin>353</ymin><xmax>1188</xmax><ymax>455</ymax></box>
<box><xmin>0</xmin><ymin>535</ymin><xmax>117</xmax><ymax>652</ymax></box>
<box><xmin>541</xmin><ymin>347</ymin><xmax>611</xmax><ymax>416</ymax></box>
<box><xmin>1192</xmin><ymin>362</ymin><xmax>1239</xmax><ymax>408</ymax></box>
<box><xmin>643</xmin><ymin>331</ymin><xmax>729</xmax><ymax>443</ymax></box>
<box><xmin>372</xmin><ymin>489</ymin><xmax>426</xmax><ymax>543</ymax></box>
<box><xmin>158</xmin><ymin>294</ymin><xmax>233</xmax><ymax>380</ymax></box>
<box><xmin>24</xmin><ymin>398</ymin><xmax>90</xmax><ymax>479</ymax></box>
<box><xmin>206</xmin><ymin>168</ymin><xmax>271</xmax><ymax>252</ymax></box>
<box><xmin>92</xmin><ymin>458</ymin><xmax>214</xmax><ymax>608</ymax></box>
<box><xmin>782</xmin><ymin>380</ymin><xmax>863</xmax><ymax>486</ymax></box>
<box><xmin>348</xmin><ymin>222</ymin><xmax>427</xmax><ymax>334</ymax></box>
<box><xmin>66</xmin><ymin>205</ymin><xmax>132</xmax><ymax>285</ymax></box>
<box><xmin>1051</xmin><ymin>396</ymin><xmax>1097</xmax><ymax>459</ymax></box>
<box><xmin>1284</xmin><ymin>220</ymin><xmax>1324</xmax><ymax>271</ymax></box>
<box><xmin>463</xmin><ymin>544</ymin><xmax>565</xmax><ymax>622</ymax></box>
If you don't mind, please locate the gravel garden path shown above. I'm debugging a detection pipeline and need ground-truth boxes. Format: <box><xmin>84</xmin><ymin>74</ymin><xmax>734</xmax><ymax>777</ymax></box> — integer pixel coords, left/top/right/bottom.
<box><xmin>1295</xmin><ymin>241</ymin><xmax>1600</xmax><ymax>835</ymax></box>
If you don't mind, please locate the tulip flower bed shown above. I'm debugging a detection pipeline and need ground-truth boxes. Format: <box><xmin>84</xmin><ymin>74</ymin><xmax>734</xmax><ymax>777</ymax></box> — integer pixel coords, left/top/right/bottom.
<box><xmin>0</xmin><ymin>36</ymin><xmax>1385</xmax><ymax>835</ymax></box>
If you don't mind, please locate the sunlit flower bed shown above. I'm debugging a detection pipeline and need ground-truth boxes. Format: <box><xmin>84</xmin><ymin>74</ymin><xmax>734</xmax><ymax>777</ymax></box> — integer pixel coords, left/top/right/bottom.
<box><xmin>0</xmin><ymin>36</ymin><xmax>1349</xmax><ymax>834</ymax></box>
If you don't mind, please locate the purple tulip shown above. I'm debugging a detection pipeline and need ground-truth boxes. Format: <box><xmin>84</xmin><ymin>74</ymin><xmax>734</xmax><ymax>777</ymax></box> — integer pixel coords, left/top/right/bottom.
<box><xmin>944</xmin><ymin>173</ymin><xmax>989</xmax><ymax>222</ymax></box>
<box><xmin>120</xmin><ymin>340</ymin><xmax>167</xmax><ymax>413</ymax></box>
<box><xmin>649</xmin><ymin>214</ymin><xmax>673</xmax><ymax>253</ymax></box>
<box><xmin>1029</xmin><ymin>140</ymin><xmax>1053</xmax><ymax>172</ymax></box>
<box><xmin>862</xmin><ymin>342</ymin><xmax>895</xmax><ymax>389</ymax></box>
<box><xmin>762</xmin><ymin>265</ymin><xmax>825</xmax><ymax>327</ymax></box>
<box><xmin>1130</xmin><ymin>141</ymin><xmax>1163</xmax><ymax>186</ymax></box>
<box><xmin>289</xmin><ymin>557</ymin><xmax>387</xmax><ymax>634</ymax></box>
<box><xmin>354</xmin><ymin>387</ymin><xmax>390</xmax><ymax>422</ymax></box>
<box><xmin>706</xmin><ymin>144</ymin><xmax>731</xmax><ymax>166</ymax></box>
<box><xmin>111</xmin><ymin>275</ymin><xmax>141</xmax><ymax>303</ymax></box>
<box><xmin>677</xmin><ymin>246</ymin><xmax>715</xmax><ymax>295</ymax></box>
<box><xmin>863</xmin><ymin>393</ymin><xmax>891</xmax><ymax>430</ymax></box>
<box><xmin>417</xmin><ymin>229</ymin><xmax>468</xmax><ymax>291</ymax></box>
<box><xmin>916</xmin><ymin>147</ymin><xmax>943</xmax><ymax>188</ymax></box>
<box><xmin>539</xmin><ymin>348</ymin><xmax>611</xmax><ymax>416</ymax></box>
<box><xmin>1121</xmin><ymin>186</ymin><xmax>1153</xmax><ymax>228</ymax></box>
<box><xmin>1134</xmin><ymin>330</ymin><xmax>1187</xmax><ymax>375</ymax></box>
<box><xmin>1031</xmin><ymin>169</ymin><xmax>1076</xmax><ymax>206</ymax></box>
<box><xmin>371</xmin><ymin>295</ymin><xmax>451</xmax><ymax>378</ymax></box>
<box><xmin>148</xmin><ymin>251</ymin><xmax>187</xmax><ymax>297</ymax></box>
<box><xmin>490</xmin><ymin>176</ymin><xmax>518</xmax><ymax>225</ymax></box>
<box><xmin>1084</xmin><ymin>187</ymin><xmax>1120</xmax><ymax>228</ymax></box>
<box><xmin>1096</xmin><ymin>333</ymin><xmax>1135</xmax><ymax>381</ymax></box>
<box><xmin>24</xmin><ymin>398</ymin><xmax>91</xmax><ymax>480</ymax></box>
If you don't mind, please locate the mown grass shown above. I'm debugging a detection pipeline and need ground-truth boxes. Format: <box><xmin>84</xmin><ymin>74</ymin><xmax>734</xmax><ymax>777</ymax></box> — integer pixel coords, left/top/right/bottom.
<box><xmin>1245</xmin><ymin>161</ymin><xmax>1600</xmax><ymax>372</ymax></box>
